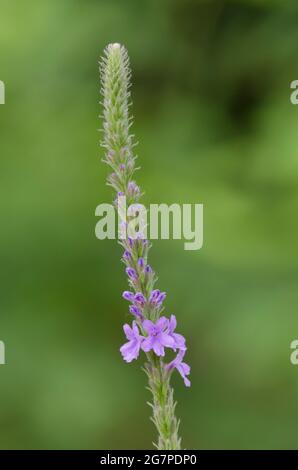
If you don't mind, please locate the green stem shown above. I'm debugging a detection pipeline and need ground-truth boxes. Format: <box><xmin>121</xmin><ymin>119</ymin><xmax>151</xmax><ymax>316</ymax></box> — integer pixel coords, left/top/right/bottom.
<box><xmin>100</xmin><ymin>42</ymin><xmax>182</xmax><ymax>450</ymax></box>
<box><xmin>145</xmin><ymin>356</ymin><xmax>181</xmax><ymax>450</ymax></box>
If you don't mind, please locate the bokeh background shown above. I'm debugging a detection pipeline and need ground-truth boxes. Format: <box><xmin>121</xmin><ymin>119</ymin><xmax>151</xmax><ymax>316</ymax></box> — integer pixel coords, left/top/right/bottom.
<box><xmin>1</xmin><ymin>0</ymin><xmax>298</xmax><ymax>450</ymax></box>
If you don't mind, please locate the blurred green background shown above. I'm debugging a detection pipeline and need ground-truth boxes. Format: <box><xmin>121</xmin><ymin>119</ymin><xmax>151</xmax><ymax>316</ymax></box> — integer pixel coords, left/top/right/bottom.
<box><xmin>1</xmin><ymin>0</ymin><xmax>298</xmax><ymax>450</ymax></box>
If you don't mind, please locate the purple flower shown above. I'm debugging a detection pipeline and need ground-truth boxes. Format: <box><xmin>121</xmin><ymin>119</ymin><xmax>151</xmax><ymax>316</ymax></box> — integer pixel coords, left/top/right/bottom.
<box><xmin>119</xmin><ymin>163</ymin><xmax>126</xmax><ymax>171</ymax></box>
<box><xmin>128</xmin><ymin>181</ymin><xmax>137</xmax><ymax>191</ymax></box>
<box><xmin>123</xmin><ymin>250</ymin><xmax>132</xmax><ymax>260</ymax></box>
<box><xmin>120</xmin><ymin>321</ymin><xmax>144</xmax><ymax>363</ymax></box>
<box><xmin>128</xmin><ymin>237</ymin><xmax>134</xmax><ymax>247</ymax></box>
<box><xmin>138</xmin><ymin>257</ymin><xmax>144</xmax><ymax>268</ymax></box>
<box><xmin>145</xmin><ymin>265</ymin><xmax>152</xmax><ymax>274</ymax></box>
<box><xmin>142</xmin><ymin>317</ymin><xmax>175</xmax><ymax>356</ymax></box>
<box><xmin>122</xmin><ymin>291</ymin><xmax>135</xmax><ymax>302</ymax></box>
<box><xmin>166</xmin><ymin>349</ymin><xmax>191</xmax><ymax>387</ymax></box>
<box><xmin>129</xmin><ymin>305</ymin><xmax>143</xmax><ymax>320</ymax></box>
<box><xmin>167</xmin><ymin>315</ymin><xmax>186</xmax><ymax>350</ymax></box>
<box><xmin>128</xmin><ymin>181</ymin><xmax>140</xmax><ymax>195</ymax></box>
<box><xmin>126</xmin><ymin>267</ymin><xmax>138</xmax><ymax>280</ymax></box>
<box><xmin>149</xmin><ymin>290</ymin><xmax>166</xmax><ymax>307</ymax></box>
<box><xmin>149</xmin><ymin>289</ymin><xmax>160</xmax><ymax>302</ymax></box>
<box><xmin>156</xmin><ymin>292</ymin><xmax>166</xmax><ymax>305</ymax></box>
<box><xmin>134</xmin><ymin>292</ymin><xmax>146</xmax><ymax>306</ymax></box>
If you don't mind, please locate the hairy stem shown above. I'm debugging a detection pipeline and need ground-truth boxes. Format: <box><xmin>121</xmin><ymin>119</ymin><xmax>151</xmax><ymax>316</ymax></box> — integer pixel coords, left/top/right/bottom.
<box><xmin>145</xmin><ymin>356</ymin><xmax>181</xmax><ymax>449</ymax></box>
<box><xmin>99</xmin><ymin>43</ymin><xmax>182</xmax><ymax>449</ymax></box>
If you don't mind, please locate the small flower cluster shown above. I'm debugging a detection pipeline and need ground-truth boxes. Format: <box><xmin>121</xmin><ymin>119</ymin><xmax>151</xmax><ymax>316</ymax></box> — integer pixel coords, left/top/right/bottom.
<box><xmin>120</xmin><ymin>238</ymin><xmax>190</xmax><ymax>387</ymax></box>
<box><xmin>120</xmin><ymin>317</ymin><xmax>190</xmax><ymax>387</ymax></box>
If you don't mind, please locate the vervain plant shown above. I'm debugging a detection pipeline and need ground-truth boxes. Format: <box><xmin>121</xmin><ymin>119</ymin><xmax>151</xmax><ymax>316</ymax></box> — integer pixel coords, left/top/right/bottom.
<box><xmin>99</xmin><ymin>43</ymin><xmax>190</xmax><ymax>450</ymax></box>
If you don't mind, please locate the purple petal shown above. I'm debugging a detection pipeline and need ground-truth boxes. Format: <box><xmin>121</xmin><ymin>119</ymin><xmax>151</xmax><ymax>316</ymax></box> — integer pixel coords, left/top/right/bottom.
<box><xmin>156</xmin><ymin>292</ymin><xmax>166</xmax><ymax>306</ymax></box>
<box><xmin>168</xmin><ymin>314</ymin><xmax>177</xmax><ymax>333</ymax></box>
<box><xmin>152</xmin><ymin>340</ymin><xmax>165</xmax><ymax>357</ymax></box>
<box><xmin>177</xmin><ymin>363</ymin><xmax>191</xmax><ymax>387</ymax></box>
<box><xmin>129</xmin><ymin>305</ymin><xmax>142</xmax><ymax>319</ymax></box>
<box><xmin>123</xmin><ymin>250</ymin><xmax>132</xmax><ymax>260</ymax></box>
<box><xmin>123</xmin><ymin>324</ymin><xmax>134</xmax><ymax>340</ymax></box>
<box><xmin>155</xmin><ymin>316</ymin><xmax>168</xmax><ymax>332</ymax></box>
<box><xmin>166</xmin><ymin>349</ymin><xmax>186</xmax><ymax>371</ymax></box>
<box><xmin>120</xmin><ymin>340</ymin><xmax>133</xmax><ymax>356</ymax></box>
<box><xmin>149</xmin><ymin>289</ymin><xmax>160</xmax><ymax>302</ymax></box>
<box><xmin>183</xmin><ymin>376</ymin><xmax>191</xmax><ymax>387</ymax></box>
<box><xmin>166</xmin><ymin>348</ymin><xmax>191</xmax><ymax>387</ymax></box>
<box><xmin>141</xmin><ymin>336</ymin><xmax>154</xmax><ymax>352</ymax></box>
<box><xmin>120</xmin><ymin>339</ymin><xmax>140</xmax><ymax>363</ymax></box>
<box><xmin>128</xmin><ymin>181</ymin><xmax>140</xmax><ymax>194</ymax></box>
<box><xmin>132</xmin><ymin>320</ymin><xmax>141</xmax><ymax>338</ymax></box>
<box><xmin>134</xmin><ymin>292</ymin><xmax>146</xmax><ymax>305</ymax></box>
<box><xmin>126</xmin><ymin>267</ymin><xmax>137</xmax><ymax>280</ymax></box>
<box><xmin>122</xmin><ymin>291</ymin><xmax>135</xmax><ymax>302</ymax></box>
<box><xmin>142</xmin><ymin>319</ymin><xmax>155</xmax><ymax>335</ymax></box>
<box><xmin>172</xmin><ymin>332</ymin><xmax>186</xmax><ymax>350</ymax></box>
<box><xmin>180</xmin><ymin>361</ymin><xmax>191</xmax><ymax>375</ymax></box>
<box><xmin>159</xmin><ymin>332</ymin><xmax>175</xmax><ymax>348</ymax></box>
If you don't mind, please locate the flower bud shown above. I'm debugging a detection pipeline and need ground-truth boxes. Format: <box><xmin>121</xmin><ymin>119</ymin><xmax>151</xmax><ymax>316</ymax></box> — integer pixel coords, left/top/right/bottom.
<box><xmin>122</xmin><ymin>291</ymin><xmax>135</xmax><ymax>302</ymax></box>
<box><xmin>126</xmin><ymin>267</ymin><xmax>138</xmax><ymax>280</ymax></box>
<box><xmin>134</xmin><ymin>292</ymin><xmax>146</xmax><ymax>306</ymax></box>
